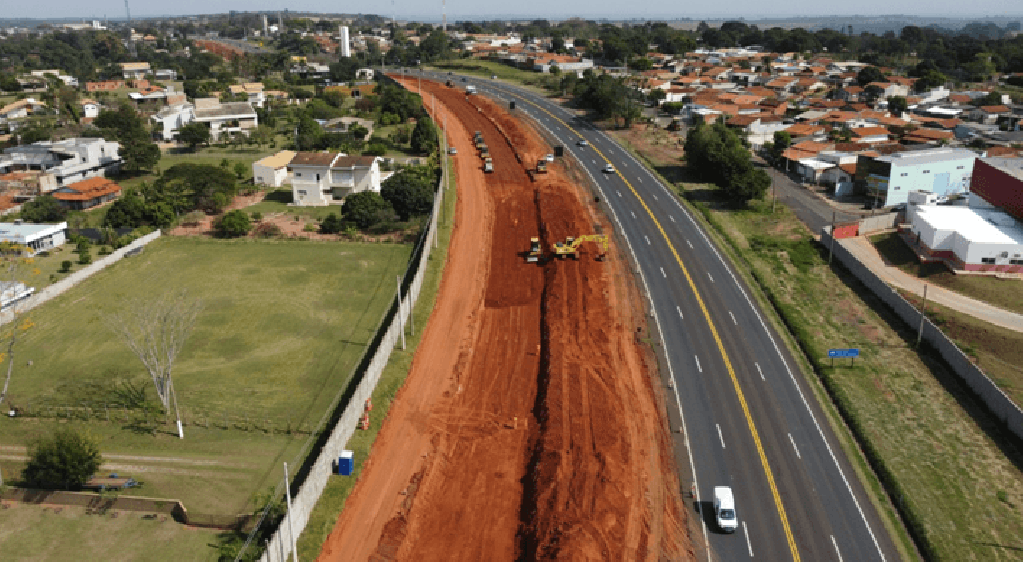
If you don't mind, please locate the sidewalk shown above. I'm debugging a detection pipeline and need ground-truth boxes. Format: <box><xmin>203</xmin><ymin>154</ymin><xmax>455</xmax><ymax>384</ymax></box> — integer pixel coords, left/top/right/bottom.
<box><xmin>841</xmin><ymin>236</ymin><xmax>1023</xmax><ymax>333</ymax></box>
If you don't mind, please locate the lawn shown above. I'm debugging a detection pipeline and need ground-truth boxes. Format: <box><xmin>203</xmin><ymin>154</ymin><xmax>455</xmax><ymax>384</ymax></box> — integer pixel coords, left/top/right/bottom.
<box><xmin>241</xmin><ymin>189</ymin><xmax>343</xmax><ymax>221</ymax></box>
<box><xmin>0</xmin><ymin>502</ymin><xmax>221</xmax><ymax>562</ymax></box>
<box><xmin>0</xmin><ymin>236</ymin><xmax>412</xmax><ymax>517</ymax></box>
<box><xmin>653</xmin><ymin>175</ymin><xmax>1023</xmax><ymax>559</ymax></box>
<box><xmin>115</xmin><ymin>149</ymin><xmax>275</xmax><ymax>193</ymax></box>
<box><xmin>870</xmin><ymin>231</ymin><xmax>1023</xmax><ymax>315</ymax></box>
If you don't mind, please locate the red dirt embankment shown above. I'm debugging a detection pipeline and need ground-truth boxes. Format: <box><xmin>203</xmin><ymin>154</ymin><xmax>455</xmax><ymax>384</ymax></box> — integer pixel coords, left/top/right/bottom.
<box><xmin>317</xmin><ymin>77</ymin><xmax>691</xmax><ymax>561</ymax></box>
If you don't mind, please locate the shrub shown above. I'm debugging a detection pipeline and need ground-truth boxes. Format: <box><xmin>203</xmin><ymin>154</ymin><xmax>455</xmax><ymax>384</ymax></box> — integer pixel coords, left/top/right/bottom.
<box><xmin>78</xmin><ymin>252</ymin><xmax>92</xmax><ymax>265</ymax></box>
<box><xmin>319</xmin><ymin>212</ymin><xmax>343</xmax><ymax>234</ymax></box>
<box><xmin>214</xmin><ymin>210</ymin><xmax>253</xmax><ymax>238</ymax></box>
<box><xmin>60</xmin><ymin>260</ymin><xmax>72</xmax><ymax>273</ymax></box>
<box><xmin>250</xmin><ymin>211</ymin><xmax>262</xmax><ymax>222</ymax></box>
<box><xmin>252</xmin><ymin>222</ymin><xmax>283</xmax><ymax>239</ymax></box>
<box><xmin>22</xmin><ymin>428</ymin><xmax>102</xmax><ymax>490</ymax></box>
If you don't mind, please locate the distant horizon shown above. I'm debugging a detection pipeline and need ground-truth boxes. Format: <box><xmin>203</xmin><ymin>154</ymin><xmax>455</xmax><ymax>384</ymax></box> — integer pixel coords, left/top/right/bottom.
<box><xmin>3</xmin><ymin>6</ymin><xmax>1023</xmax><ymax>23</ymax></box>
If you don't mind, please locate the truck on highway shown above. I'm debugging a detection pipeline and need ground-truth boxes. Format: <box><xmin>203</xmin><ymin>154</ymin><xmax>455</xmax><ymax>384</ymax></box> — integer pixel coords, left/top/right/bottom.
<box><xmin>465</xmin><ymin>84</ymin><xmax>477</xmax><ymax>95</ymax></box>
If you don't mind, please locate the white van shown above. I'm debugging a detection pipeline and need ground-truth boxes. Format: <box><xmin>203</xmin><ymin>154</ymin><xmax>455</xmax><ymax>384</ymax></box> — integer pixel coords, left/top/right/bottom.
<box><xmin>714</xmin><ymin>486</ymin><xmax>738</xmax><ymax>533</ymax></box>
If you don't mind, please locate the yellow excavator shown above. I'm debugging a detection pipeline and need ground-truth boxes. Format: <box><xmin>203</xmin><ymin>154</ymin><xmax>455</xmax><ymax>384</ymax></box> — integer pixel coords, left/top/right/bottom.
<box><xmin>552</xmin><ymin>234</ymin><xmax>608</xmax><ymax>260</ymax></box>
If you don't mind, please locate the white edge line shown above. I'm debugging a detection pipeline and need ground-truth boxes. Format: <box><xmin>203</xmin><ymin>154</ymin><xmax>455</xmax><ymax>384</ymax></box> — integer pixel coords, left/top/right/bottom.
<box><xmin>756</xmin><ymin>362</ymin><xmax>765</xmax><ymax>381</ymax></box>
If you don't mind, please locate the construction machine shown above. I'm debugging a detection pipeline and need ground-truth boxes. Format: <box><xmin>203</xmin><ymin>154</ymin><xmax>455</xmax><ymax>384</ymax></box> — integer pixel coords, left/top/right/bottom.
<box><xmin>526</xmin><ymin>237</ymin><xmax>543</xmax><ymax>263</ymax></box>
<box><xmin>484</xmin><ymin>157</ymin><xmax>494</xmax><ymax>173</ymax></box>
<box><xmin>480</xmin><ymin>146</ymin><xmax>491</xmax><ymax>160</ymax></box>
<box><xmin>552</xmin><ymin>234</ymin><xmax>608</xmax><ymax>260</ymax></box>
<box><xmin>536</xmin><ymin>159</ymin><xmax>547</xmax><ymax>173</ymax></box>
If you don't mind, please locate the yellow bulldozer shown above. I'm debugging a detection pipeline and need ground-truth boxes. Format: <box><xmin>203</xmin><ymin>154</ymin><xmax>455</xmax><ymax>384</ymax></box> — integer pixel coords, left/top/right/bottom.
<box><xmin>536</xmin><ymin>159</ymin><xmax>547</xmax><ymax>173</ymax></box>
<box><xmin>526</xmin><ymin>237</ymin><xmax>543</xmax><ymax>263</ymax></box>
<box><xmin>552</xmin><ymin>234</ymin><xmax>609</xmax><ymax>261</ymax></box>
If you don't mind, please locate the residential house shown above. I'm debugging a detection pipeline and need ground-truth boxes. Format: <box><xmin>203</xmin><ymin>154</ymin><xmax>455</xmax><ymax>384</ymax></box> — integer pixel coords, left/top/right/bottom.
<box><xmin>252</xmin><ymin>150</ymin><xmax>296</xmax><ymax>187</ymax></box>
<box><xmin>855</xmin><ymin>147</ymin><xmax>976</xmax><ymax>207</ymax></box>
<box><xmin>850</xmin><ymin>126</ymin><xmax>892</xmax><ymax>144</ymax></box>
<box><xmin>0</xmin><ymin>98</ymin><xmax>46</xmax><ymax>129</ymax></box>
<box><xmin>833</xmin><ymin>86</ymin><xmax>863</xmax><ymax>102</ymax></box>
<box><xmin>78</xmin><ymin>98</ymin><xmax>100</xmax><ymax>120</ymax></box>
<box><xmin>0</xmin><ymin>138</ymin><xmax>121</xmax><ymax>190</ymax></box>
<box><xmin>50</xmin><ymin>176</ymin><xmax>121</xmax><ymax>210</ymax></box>
<box><xmin>229</xmin><ymin>82</ymin><xmax>266</xmax><ymax>108</ymax></box>
<box><xmin>0</xmin><ymin>220</ymin><xmax>67</xmax><ymax>255</ymax></box>
<box><xmin>154</xmin><ymin>69</ymin><xmax>178</xmax><ymax>81</ymax></box>
<box><xmin>531</xmin><ymin>55</ymin><xmax>593</xmax><ymax>75</ymax></box>
<box><xmin>867</xmin><ymin>82</ymin><xmax>910</xmax><ymax>98</ymax></box>
<box><xmin>288</xmin><ymin>152</ymin><xmax>386</xmax><ymax>206</ymax></box>
<box><xmin>970</xmin><ymin>105</ymin><xmax>1012</xmax><ymax>125</ymax></box>
<box><xmin>191</xmin><ymin>98</ymin><xmax>258</xmax><ymax>141</ymax></box>
<box><xmin>902</xmin><ymin>127</ymin><xmax>954</xmax><ymax>146</ymax></box>
<box><xmin>151</xmin><ymin>102</ymin><xmax>195</xmax><ymax>141</ymax></box>
<box><xmin>120</xmin><ymin>62</ymin><xmax>151</xmax><ymax>80</ymax></box>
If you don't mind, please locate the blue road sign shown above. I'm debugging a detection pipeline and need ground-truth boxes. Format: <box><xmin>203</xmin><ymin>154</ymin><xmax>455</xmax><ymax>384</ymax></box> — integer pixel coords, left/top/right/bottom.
<box><xmin>828</xmin><ymin>348</ymin><xmax>860</xmax><ymax>358</ymax></box>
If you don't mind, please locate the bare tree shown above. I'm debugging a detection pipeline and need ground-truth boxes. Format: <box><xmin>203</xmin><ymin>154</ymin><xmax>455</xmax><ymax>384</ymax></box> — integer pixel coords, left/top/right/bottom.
<box><xmin>106</xmin><ymin>290</ymin><xmax>203</xmax><ymax>439</ymax></box>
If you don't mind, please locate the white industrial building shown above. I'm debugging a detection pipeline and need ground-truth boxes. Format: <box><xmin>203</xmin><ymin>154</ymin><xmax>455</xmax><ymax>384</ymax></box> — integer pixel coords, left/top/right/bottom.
<box><xmin>903</xmin><ymin>191</ymin><xmax>1023</xmax><ymax>272</ymax></box>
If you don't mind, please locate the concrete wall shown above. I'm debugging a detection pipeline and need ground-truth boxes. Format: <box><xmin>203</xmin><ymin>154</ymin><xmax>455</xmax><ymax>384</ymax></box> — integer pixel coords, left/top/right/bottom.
<box><xmin>857</xmin><ymin>212</ymin><xmax>899</xmax><ymax>235</ymax></box>
<box><xmin>823</xmin><ymin>226</ymin><xmax>1023</xmax><ymax>442</ymax></box>
<box><xmin>0</xmin><ymin>231</ymin><xmax>161</xmax><ymax>326</ymax></box>
<box><xmin>257</xmin><ymin>157</ymin><xmax>448</xmax><ymax>562</ymax></box>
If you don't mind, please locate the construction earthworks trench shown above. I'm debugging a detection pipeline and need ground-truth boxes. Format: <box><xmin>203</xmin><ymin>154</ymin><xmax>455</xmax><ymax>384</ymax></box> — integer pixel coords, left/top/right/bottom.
<box><xmin>317</xmin><ymin>77</ymin><xmax>692</xmax><ymax>561</ymax></box>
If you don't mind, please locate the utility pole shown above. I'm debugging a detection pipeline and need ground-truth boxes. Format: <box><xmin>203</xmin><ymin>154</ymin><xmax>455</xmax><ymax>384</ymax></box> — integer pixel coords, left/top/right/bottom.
<box><xmin>396</xmin><ymin>276</ymin><xmax>406</xmax><ymax>350</ymax></box>
<box><xmin>916</xmin><ymin>284</ymin><xmax>929</xmax><ymax>347</ymax></box>
<box><xmin>771</xmin><ymin>176</ymin><xmax>776</xmax><ymax>213</ymax></box>
<box><xmin>828</xmin><ymin>211</ymin><xmax>836</xmax><ymax>265</ymax></box>
<box><xmin>283</xmin><ymin>462</ymin><xmax>298</xmax><ymax>562</ymax></box>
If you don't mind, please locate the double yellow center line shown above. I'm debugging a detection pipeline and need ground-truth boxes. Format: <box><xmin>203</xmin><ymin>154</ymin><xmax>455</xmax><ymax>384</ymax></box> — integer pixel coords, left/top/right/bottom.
<box><xmin>508</xmin><ymin>90</ymin><xmax>801</xmax><ymax>561</ymax></box>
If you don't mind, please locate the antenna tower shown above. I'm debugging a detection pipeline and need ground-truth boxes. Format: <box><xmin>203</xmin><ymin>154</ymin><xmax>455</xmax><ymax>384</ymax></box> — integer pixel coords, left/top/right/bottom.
<box><xmin>124</xmin><ymin>0</ymin><xmax>136</xmax><ymax>56</ymax></box>
<box><xmin>443</xmin><ymin>0</ymin><xmax>447</xmax><ymax>33</ymax></box>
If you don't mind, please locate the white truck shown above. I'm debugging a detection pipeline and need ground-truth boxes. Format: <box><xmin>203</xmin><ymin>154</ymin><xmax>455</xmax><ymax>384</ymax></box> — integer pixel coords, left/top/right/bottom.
<box><xmin>465</xmin><ymin>84</ymin><xmax>477</xmax><ymax>95</ymax></box>
<box><xmin>714</xmin><ymin>486</ymin><xmax>738</xmax><ymax>533</ymax></box>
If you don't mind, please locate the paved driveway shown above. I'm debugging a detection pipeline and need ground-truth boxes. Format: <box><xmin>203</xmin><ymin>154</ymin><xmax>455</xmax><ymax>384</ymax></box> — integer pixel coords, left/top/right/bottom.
<box><xmin>842</xmin><ymin>236</ymin><xmax>1023</xmax><ymax>333</ymax></box>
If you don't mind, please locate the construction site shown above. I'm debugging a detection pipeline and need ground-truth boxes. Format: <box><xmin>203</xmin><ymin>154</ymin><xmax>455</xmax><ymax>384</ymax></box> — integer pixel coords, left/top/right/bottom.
<box><xmin>316</xmin><ymin>77</ymin><xmax>692</xmax><ymax>560</ymax></box>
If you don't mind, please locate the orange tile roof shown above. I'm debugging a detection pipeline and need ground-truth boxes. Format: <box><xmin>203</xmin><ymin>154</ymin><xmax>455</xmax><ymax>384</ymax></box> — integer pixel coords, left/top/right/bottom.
<box><xmin>52</xmin><ymin>177</ymin><xmax>121</xmax><ymax>202</ymax></box>
<box><xmin>839</xmin><ymin>163</ymin><xmax>857</xmax><ymax>175</ymax></box>
<box><xmin>786</xmin><ymin>123</ymin><xmax>826</xmax><ymax>136</ymax></box>
<box><xmin>904</xmin><ymin>128</ymin><xmax>954</xmax><ymax>141</ymax></box>
<box><xmin>981</xmin><ymin>105</ymin><xmax>1011</xmax><ymax>113</ymax></box>
<box><xmin>851</xmin><ymin>127</ymin><xmax>891</xmax><ymax>138</ymax></box>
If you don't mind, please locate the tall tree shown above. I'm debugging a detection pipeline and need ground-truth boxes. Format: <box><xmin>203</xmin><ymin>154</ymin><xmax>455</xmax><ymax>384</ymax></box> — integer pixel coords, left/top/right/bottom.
<box><xmin>410</xmin><ymin>116</ymin><xmax>439</xmax><ymax>154</ymax></box>
<box><xmin>105</xmin><ymin>290</ymin><xmax>203</xmax><ymax>439</ymax></box>
<box><xmin>22</xmin><ymin>429</ymin><xmax>102</xmax><ymax>490</ymax></box>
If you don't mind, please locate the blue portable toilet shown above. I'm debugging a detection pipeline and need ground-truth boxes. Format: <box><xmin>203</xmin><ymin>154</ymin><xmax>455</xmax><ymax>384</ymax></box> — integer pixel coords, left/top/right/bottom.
<box><xmin>338</xmin><ymin>450</ymin><xmax>354</xmax><ymax>476</ymax></box>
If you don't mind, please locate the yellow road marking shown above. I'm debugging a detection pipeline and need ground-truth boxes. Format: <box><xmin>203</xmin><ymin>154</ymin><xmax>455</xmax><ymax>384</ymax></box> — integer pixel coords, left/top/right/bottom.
<box><xmin>510</xmin><ymin>92</ymin><xmax>801</xmax><ymax>561</ymax></box>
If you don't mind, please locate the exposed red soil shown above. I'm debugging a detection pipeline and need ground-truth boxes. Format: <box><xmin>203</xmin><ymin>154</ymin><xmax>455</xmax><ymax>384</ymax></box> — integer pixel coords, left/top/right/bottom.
<box><xmin>316</xmin><ymin>77</ymin><xmax>692</xmax><ymax>561</ymax></box>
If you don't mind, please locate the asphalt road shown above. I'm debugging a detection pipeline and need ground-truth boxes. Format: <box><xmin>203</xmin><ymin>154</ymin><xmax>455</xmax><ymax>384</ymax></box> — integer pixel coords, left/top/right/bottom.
<box><xmin>415</xmin><ymin>70</ymin><xmax>902</xmax><ymax>562</ymax></box>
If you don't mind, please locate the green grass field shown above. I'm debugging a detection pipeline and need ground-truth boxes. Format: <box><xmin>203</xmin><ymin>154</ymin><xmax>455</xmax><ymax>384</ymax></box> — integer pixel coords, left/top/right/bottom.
<box><xmin>0</xmin><ymin>236</ymin><xmax>411</xmax><ymax>520</ymax></box>
<box><xmin>241</xmin><ymin>189</ymin><xmax>342</xmax><ymax>222</ymax></box>
<box><xmin>428</xmin><ymin>60</ymin><xmax>557</xmax><ymax>95</ymax></box>
<box><xmin>611</xmin><ymin>128</ymin><xmax>1023</xmax><ymax>560</ymax></box>
<box><xmin>0</xmin><ymin>503</ymin><xmax>221</xmax><ymax>562</ymax></box>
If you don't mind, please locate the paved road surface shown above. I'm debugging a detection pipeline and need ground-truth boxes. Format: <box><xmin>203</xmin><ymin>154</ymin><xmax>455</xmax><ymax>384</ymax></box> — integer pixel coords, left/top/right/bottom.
<box><xmin>416</xmin><ymin>71</ymin><xmax>904</xmax><ymax>562</ymax></box>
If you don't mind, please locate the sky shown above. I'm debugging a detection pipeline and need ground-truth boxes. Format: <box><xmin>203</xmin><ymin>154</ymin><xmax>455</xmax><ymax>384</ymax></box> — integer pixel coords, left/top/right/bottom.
<box><xmin>5</xmin><ymin>0</ymin><xmax>1023</xmax><ymax>21</ymax></box>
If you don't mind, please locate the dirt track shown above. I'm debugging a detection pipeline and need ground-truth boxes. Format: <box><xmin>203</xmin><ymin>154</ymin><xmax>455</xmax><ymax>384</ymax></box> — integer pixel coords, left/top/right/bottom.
<box><xmin>317</xmin><ymin>77</ymin><xmax>691</xmax><ymax>561</ymax></box>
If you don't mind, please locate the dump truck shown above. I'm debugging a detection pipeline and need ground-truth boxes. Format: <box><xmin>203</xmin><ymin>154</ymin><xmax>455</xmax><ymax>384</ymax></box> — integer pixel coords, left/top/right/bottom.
<box><xmin>475</xmin><ymin>138</ymin><xmax>486</xmax><ymax>151</ymax></box>
<box><xmin>536</xmin><ymin>159</ymin><xmax>548</xmax><ymax>173</ymax></box>
<box><xmin>483</xmin><ymin>157</ymin><xmax>494</xmax><ymax>173</ymax></box>
<box><xmin>480</xmin><ymin>147</ymin><xmax>491</xmax><ymax>160</ymax></box>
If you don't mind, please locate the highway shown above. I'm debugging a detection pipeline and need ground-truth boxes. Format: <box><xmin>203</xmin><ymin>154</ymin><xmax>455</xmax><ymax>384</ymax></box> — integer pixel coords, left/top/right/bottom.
<box><xmin>415</xmin><ymin>70</ymin><xmax>903</xmax><ymax>562</ymax></box>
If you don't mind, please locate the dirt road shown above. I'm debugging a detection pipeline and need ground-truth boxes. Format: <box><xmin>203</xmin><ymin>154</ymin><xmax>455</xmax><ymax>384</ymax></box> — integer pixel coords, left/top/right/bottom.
<box><xmin>317</xmin><ymin>78</ymin><xmax>691</xmax><ymax>561</ymax></box>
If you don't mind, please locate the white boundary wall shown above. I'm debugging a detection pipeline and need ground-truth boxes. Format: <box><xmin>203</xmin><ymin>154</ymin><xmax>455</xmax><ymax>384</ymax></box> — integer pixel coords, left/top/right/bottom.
<box><xmin>257</xmin><ymin>160</ymin><xmax>447</xmax><ymax>562</ymax></box>
<box><xmin>824</xmin><ymin>226</ymin><xmax>1023</xmax><ymax>441</ymax></box>
<box><xmin>0</xmin><ymin>230</ymin><xmax>162</xmax><ymax>326</ymax></box>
